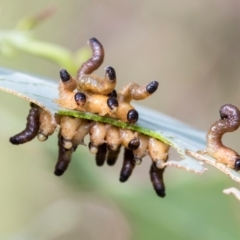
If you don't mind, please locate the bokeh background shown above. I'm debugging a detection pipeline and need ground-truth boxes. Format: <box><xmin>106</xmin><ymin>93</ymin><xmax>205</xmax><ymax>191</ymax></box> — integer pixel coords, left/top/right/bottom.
<box><xmin>0</xmin><ymin>0</ymin><xmax>240</xmax><ymax>239</ymax></box>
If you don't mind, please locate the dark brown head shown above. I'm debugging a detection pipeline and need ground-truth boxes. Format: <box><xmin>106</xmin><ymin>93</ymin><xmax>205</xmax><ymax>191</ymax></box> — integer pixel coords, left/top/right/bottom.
<box><xmin>105</xmin><ymin>66</ymin><xmax>116</xmax><ymax>81</ymax></box>
<box><xmin>234</xmin><ymin>158</ymin><xmax>240</xmax><ymax>171</ymax></box>
<box><xmin>127</xmin><ymin>109</ymin><xmax>139</xmax><ymax>124</ymax></box>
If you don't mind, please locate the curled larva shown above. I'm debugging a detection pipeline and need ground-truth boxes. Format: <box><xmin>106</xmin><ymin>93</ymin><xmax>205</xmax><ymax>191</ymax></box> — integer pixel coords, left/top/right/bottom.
<box><xmin>37</xmin><ymin>109</ymin><xmax>57</xmax><ymax>142</ymax></box>
<box><xmin>205</xmin><ymin>104</ymin><xmax>240</xmax><ymax>170</ymax></box>
<box><xmin>9</xmin><ymin>103</ymin><xmax>40</xmax><ymax>144</ymax></box>
<box><xmin>150</xmin><ymin>163</ymin><xmax>166</xmax><ymax>198</ymax></box>
<box><xmin>77</xmin><ymin>38</ymin><xmax>116</xmax><ymax>95</ymax></box>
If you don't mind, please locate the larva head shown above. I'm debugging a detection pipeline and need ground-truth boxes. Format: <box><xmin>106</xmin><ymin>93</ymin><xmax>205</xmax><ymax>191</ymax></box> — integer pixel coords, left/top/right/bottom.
<box><xmin>60</xmin><ymin>69</ymin><xmax>71</xmax><ymax>82</ymax></box>
<box><xmin>146</xmin><ymin>80</ymin><xmax>159</xmax><ymax>95</ymax></box>
<box><xmin>75</xmin><ymin>92</ymin><xmax>86</xmax><ymax>106</ymax></box>
<box><xmin>105</xmin><ymin>66</ymin><xmax>116</xmax><ymax>81</ymax></box>
<box><xmin>127</xmin><ymin>109</ymin><xmax>139</xmax><ymax>124</ymax></box>
<box><xmin>107</xmin><ymin>97</ymin><xmax>118</xmax><ymax>112</ymax></box>
<box><xmin>128</xmin><ymin>138</ymin><xmax>140</xmax><ymax>150</ymax></box>
<box><xmin>234</xmin><ymin>158</ymin><xmax>240</xmax><ymax>171</ymax></box>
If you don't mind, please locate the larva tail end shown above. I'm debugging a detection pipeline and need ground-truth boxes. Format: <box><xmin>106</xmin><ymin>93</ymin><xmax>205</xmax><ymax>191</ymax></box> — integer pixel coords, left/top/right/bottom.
<box><xmin>155</xmin><ymin>188</ymin><xmax>166</xmax><ymax>198</ymax></box>
<box><xmin>54</xmin><ymin>168</ymin><xmax>65</xmax><ymax>176</ymax></box>
<box><xmin>9</xmin><ymin>136</ymin><xmax>20</xmax><ymax>145</ymax></box>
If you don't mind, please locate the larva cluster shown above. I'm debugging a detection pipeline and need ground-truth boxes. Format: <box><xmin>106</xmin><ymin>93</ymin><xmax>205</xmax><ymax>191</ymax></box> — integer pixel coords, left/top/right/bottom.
<box><xmin>9</xmin><ymin>38</ymin><xmax>170</xmax><ymax>198</ymax></box>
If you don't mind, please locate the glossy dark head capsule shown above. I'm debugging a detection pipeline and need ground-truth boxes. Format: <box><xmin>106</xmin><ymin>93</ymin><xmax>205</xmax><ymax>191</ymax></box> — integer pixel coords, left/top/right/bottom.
<box><xmin>234</xmin><ymin>159</ymin><xmax>240</xmax><ymax>171</ymax></box>
<box><xmin>105</xmin><ymin>66</ymin><xmax>116</xmax><ymax>81</ymax></box>
<box><xmin>128</xmin><ymin>138</ymin><xmax>140</xmax><ymax>150</ymax></box>
<box><xmin>107</xmin><ymin>97</ymin><xmax>118</xmax><ymax>111</ymax></box>
<box><xmin>75</xmin><ymin>92</ymin><xmax>86</xmax><ymax>106</ymax></box>
<box><xmin>146</xmin><ymin>81</ymin><xmax>159</xmax><ymax>94</ymax></box>
<box><xmin>60</xmin><ymin>69</ymin><xmax>70</xmax><ymax>82</ymax></box>
<box><xmin>127</xmin><ymin>109</ymin><xmax>139</xmax><ymax>124</ymax></box>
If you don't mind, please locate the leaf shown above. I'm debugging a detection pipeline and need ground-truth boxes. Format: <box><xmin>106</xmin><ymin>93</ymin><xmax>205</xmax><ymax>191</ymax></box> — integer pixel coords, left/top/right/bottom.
<box><xmin>0</xmin><ymin>67</ymin><xmax>206</xmax><ymax>174</ymax></box>
<box><xmin>1</xmin><ymin>68</ymin><xmax>240</xmax><ymax>200</ymax></box>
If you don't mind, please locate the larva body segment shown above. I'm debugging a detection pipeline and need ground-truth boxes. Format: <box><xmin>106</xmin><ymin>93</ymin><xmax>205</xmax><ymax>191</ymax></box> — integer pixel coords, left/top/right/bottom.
<box><xmin>89</xmin><ymin>122</ymin><xmax>107</xmax><ymax>154</ymax></box>
<box><xmin>72</xmin><ymin>119</ymin><xmax>92</xmax><ymax>146</ymax></box>
<box><xmin>105</xmin><ymin>125</ymin><xmax>122</xmax><ymax>151</ymax></box>
<box><xmin>150</xmin><ymin>163</ymin><xmax>166</xmax><ymax>198</ymax></box>
<box><xmin>9</xmin><ymin>103</ymin><xmax>40</xmax><ymax>144</ymax></box>
<box><xmin>77</xmin><ymin>67</ymin><xmax>117</xmax><ymax>95</ymax></box>
<box><xmin>54</xmin><ymin>69</ymin><xmax>79</xmax><ymax>110</ymax></box>
<box><xmin>60</xmin><ymin>116</ymin><xmax>82</xmax><ymax>149</ymax></box>
<box><xmin>84</xmin><ymin>94</ymin><xmax>118</xmax><ymax>116</ymax></box>
<box><xmin>37</xmin><ymin>109</ymin><xmax>57</xmax><ymax>142</ymax></box>
<box><xmin>205</xmin><ymin>104</ymin><xmax>240</xmax><ymax>170</ymax></box>
<box><xmin>120</xmin><ymin>148</ymin><xmax>136</xmax><ymax>182</ymax></box>
<box><xmin>148</xmin><ymin>138</ymin><xmax>169</xmax><ymax>168</ymax></box>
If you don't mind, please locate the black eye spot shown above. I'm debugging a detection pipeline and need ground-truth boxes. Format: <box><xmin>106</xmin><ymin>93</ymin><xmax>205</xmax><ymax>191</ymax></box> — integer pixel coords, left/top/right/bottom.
<box><xmin>105</xmin><ymin>66</ymin><xmax>116</xmax><ymax>81</ymax></box>
<box><xmin>60</xmin><ymin>69</ymin><xmax>70</xmax><ymax>82</ymax></box>
<box><xmin>75</xmin><ymin>92</ymin><xmax>86</xmax><ymax>106</ymax></box>
<box><xmin>108</xmin><ymin>89</ymin><xmax>117</xmax><ymax>98</ymax></box>
<box><xmin>234</xmin><ymin>159</ymin><xmax>240</xmax><ymax>171</ymax></box>
<box><xmin>146</xmin><ymin>81</ymin><xmax>159</xmax><ymax>94</ymax></box>
<box><xmin>127</xmin><ymin>109</ymin><xmax>139</xmax><ymax>124</ymax></box>
<box><xmin>107</xmin><ymin>97</ymin><xmax>118</xmax><ymax>111</ymax></box>
<box><xmin>128</xmin><ymin>138</ymin><xmax>140</xmax><ymax>150</ymax></box>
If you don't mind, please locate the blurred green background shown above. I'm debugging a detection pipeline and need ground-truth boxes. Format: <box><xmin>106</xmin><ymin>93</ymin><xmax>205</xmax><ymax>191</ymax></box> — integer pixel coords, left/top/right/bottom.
<box><xmin>0</xmin><ymin>1</ymin><xmax>240</xmax><ymax>239</ymax></box>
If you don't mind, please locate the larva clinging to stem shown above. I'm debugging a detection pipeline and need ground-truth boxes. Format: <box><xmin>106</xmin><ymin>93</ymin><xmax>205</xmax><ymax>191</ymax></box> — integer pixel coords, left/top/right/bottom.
<box><xmin>203</xmin><ymin>104</ymin><xmax>240</xmax><ymax>170</ymax></box>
